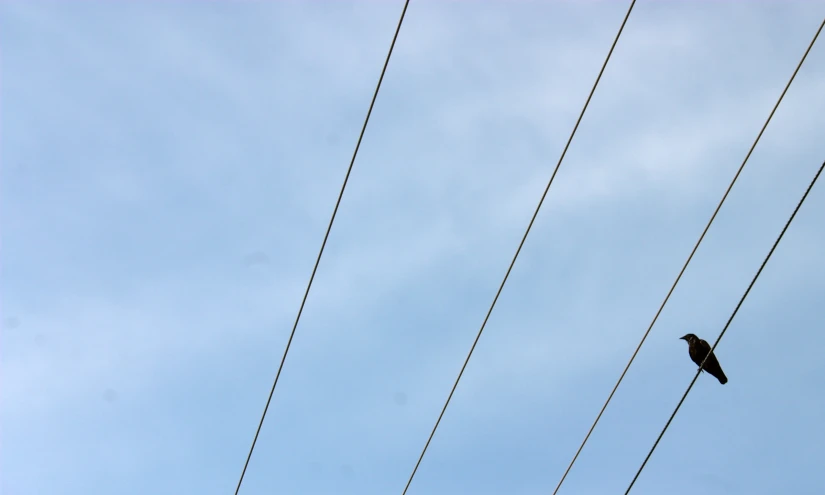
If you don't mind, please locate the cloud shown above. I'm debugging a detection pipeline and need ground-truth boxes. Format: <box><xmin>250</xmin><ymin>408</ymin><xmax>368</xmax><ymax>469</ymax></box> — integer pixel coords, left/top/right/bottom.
<box><xmin>2</xmin><ymin>1</ymin><xmax>825</xmax><ymax>494</ymax></box>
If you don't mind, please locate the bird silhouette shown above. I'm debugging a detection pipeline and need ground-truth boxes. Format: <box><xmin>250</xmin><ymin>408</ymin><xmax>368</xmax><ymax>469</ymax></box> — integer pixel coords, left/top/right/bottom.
<box><xmin>679</xmin><ymin>333</ymin><xmax>728</xmax><ymax>385</ymax></box>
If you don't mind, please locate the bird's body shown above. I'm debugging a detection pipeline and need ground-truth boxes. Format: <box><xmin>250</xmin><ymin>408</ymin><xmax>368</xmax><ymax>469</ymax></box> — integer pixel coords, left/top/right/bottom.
<box><xmin>680</xmin><ymin>333</ymin><xmax>728</xmax><ymax>385</ymax></box>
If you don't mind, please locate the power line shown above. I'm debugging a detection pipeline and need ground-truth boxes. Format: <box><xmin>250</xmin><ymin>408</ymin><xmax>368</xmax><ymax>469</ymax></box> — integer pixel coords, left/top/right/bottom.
<box><xmin>624</xmin><ymin>156</ymin><xmax>825</xmax><ymax>494</ymax></box>
<box><xmin>399</xmin><ymin>1</ymin><xmax>638</xmax><ymax>493</ymax></box>
<box><xmin>232</xmin><ymin>2</ymin><xmax>411</xmax><ymax>494</ymax></box>
<box><xmin>550</xmin><ymin>16</ymin><xmax>825</xmax><ymax>495</ymax></box>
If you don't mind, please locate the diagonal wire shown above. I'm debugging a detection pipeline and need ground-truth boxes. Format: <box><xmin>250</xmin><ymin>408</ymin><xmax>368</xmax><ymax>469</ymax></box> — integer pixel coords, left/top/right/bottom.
<box><xmin>624</xmin><ymin>156</ymin><xmax>825</xmax><ymax>494</ymax></box>
<box><xmin>399</xmin><ymin>1</ymin><xmax>638</xmax><ymax>493</ymax></box>
<box><xmin>550</xmin><ymin>16</ymin><xmax>825</xmax><ymax>495</ymax></box>
<box><xmin>232</xmin><ymin>2</ymin><xmax>411</xmax><ymax>494</ymax></box>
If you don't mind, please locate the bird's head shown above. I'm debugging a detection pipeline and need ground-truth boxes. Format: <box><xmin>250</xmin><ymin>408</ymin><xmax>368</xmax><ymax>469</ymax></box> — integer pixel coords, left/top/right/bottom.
<box><xmin>680</xmin><ymin>333</ymin><xmax>698</xmax><ymax>343</ymax></box>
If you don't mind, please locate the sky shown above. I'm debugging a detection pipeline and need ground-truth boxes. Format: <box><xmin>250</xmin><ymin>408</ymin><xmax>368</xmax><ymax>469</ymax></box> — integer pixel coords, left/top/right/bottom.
<box><xmin>2</xmin><ymin>1</ymin><xmax>825</xmax><ymax>494</ymax></box>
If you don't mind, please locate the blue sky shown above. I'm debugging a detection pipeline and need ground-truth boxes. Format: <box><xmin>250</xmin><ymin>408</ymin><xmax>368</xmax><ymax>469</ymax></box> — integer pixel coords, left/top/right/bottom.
<box><xmin>2</xmin><ymin>1</ymin><xmax>825</xmax><ymax>494</ymax></box>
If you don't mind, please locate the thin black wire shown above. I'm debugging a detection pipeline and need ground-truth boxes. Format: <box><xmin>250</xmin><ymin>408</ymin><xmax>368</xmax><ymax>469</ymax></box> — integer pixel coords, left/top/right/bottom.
<box><xmin>399</xmin><ymin>1</ymin><xmax>637</xmax><ymax>493</ymax></box>
<box><xmin>232</xmin><ymin>2</ymin><xmax>411</xmax><ymax>494</ymax></box>
<box><xmin>551</xmin><ymin>16</ymin><xmax>825</xmax><ymax>495</ymax></box>
<box><xmin>624</xmin><ymin>157</ymin><xmax>825</xmax><ymax>495</ymax></box>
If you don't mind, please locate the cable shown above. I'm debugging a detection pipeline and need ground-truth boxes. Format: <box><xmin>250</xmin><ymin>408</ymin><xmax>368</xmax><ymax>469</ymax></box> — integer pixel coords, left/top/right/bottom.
<box><xmin>399</xmin><ymin>2</ymin><xmax>638</xmax><ymax>493</ymax></box>
<box><xmin>550</xmin><ymin>16</ymin><xmax>825</xmax><ymax>495</ymax></box>
<box><xmin>624</xmin><ymin>156</ymin><xmax>825</xmax><ymax>494</ymax></box>
<box><xmin>231</xmin><ymin>2</ymin><xmax>411</xmax><ymax>494</ymax></box>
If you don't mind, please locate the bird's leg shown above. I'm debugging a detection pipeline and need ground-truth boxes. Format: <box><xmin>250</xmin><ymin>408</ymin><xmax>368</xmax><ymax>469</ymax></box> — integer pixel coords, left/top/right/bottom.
<box><xmin>697</xmin><ymin>367</ymin><xmax>704</xmax><ymax>373</ymax></box>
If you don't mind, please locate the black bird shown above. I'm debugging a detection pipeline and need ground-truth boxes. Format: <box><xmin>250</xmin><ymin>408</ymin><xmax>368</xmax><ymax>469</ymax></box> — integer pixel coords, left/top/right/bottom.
<box><xmin>679</xmin><ymin>334</ymin><xmax>728</xmax><ymax>385</ymax></box>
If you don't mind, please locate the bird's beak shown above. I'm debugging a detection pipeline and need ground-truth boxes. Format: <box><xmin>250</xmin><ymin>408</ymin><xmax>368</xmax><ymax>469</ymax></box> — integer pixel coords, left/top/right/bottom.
<box><xmin>679</xmin><ymin>335</ymin><xmax>687</xmax><ymax>341</ymax></box>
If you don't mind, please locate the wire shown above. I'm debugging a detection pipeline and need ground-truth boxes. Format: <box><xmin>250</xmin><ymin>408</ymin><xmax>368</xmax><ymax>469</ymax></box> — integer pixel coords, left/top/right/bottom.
<box><xmin>232</xmin><ymin>2</ymin><xmax>411</xmax><ymax>494</ymax></box>
<box><xmin>624</xmin><ymin>156</ymin><xmax>825</xmax><ymax>494</ymax></box>
<box><xmin>399</xmin><ymin>1</ymin><xmax>638</xmax><ymax>493</ymax></box>
<box><xmin>550</xmin><ymin>16</ymin><xmax>825</xmax><ymax>495</ymax></box>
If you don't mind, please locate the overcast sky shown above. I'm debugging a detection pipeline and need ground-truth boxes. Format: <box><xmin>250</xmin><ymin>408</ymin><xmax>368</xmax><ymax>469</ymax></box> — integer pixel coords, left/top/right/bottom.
<box><xmin>2</xmin><ymin>1</ymin><xmax>825</xmax><ymax>494</ymax></box>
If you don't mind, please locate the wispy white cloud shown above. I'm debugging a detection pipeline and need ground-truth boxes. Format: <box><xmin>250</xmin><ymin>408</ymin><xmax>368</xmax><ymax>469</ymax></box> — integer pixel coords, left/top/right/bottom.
<box><xmin>2</xmin><ymin>1</ymin><xmax>825</xmax><ymax>494</ymax></box>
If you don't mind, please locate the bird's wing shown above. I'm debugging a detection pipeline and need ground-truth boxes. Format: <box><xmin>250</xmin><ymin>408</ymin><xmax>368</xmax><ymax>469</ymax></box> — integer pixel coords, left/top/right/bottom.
<box><xmin>694</xmin><ymin>339</ymin><xmax>716</xmax><ymax>369</ymax></box>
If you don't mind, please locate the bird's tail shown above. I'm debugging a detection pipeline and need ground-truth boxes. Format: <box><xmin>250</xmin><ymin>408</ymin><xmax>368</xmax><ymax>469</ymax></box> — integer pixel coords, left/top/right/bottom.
<box><xmin>717</xmin><ymin>371</ymin><xmax>728</xmax><ymax>385</ymax></box>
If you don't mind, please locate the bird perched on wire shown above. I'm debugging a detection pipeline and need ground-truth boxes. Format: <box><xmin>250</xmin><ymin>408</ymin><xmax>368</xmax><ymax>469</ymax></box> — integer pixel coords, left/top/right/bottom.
<box><xmin>679</xmin><ymin>333</ymin><xmax>728</xmax><ymax>385</ymax></box>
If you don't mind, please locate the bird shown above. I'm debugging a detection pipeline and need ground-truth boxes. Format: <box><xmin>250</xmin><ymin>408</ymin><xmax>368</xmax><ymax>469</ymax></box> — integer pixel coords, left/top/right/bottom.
<box><xmin>679</xmin><ymin>333</ymin><xmax>728</xmax><ymax>385</ymax></box>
